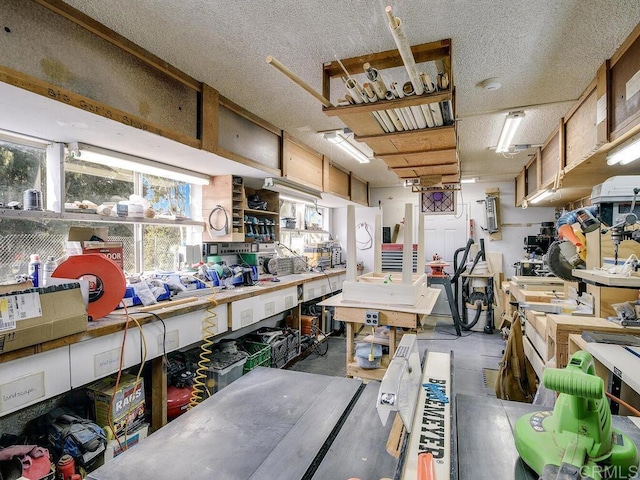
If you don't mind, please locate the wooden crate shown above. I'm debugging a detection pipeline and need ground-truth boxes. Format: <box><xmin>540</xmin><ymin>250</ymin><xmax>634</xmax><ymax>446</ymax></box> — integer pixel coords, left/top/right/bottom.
<box><xmin>546</xmin><ymin>314</ymin><xmax>640</xmax><ymax>369</ymax></box>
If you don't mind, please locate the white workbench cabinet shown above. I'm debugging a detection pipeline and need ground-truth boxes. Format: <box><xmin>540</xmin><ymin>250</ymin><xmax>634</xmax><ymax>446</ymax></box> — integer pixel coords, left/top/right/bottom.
<box><xmin>260</xmin><ymin>286</ymin><xmax>298</xmax><ymax>318</ymax></box>
<box><xmin>141</xmin><ymin>306</ymin><xmax>228</xmax><ymax>359</ymax></box>
<box><xmin>69</xmin><ymin>328</ymin><xmax>141</xmax><ymax>388</ymax></box>
<box><xmin>230</xmin><ymin>296</ymin><xmax>261</xmax><ymax>331</ymax></box>
<box><xmin>0</xmin><ymin>347</ymin><xmax>71</xmax><ymax>416</ymax></box>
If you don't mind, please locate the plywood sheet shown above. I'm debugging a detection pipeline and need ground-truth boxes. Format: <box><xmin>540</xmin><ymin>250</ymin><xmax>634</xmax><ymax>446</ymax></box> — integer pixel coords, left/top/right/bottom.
<box><xmin>283</xmin><ymin>134</ymin><xmax>324</xmax><ymax>191</ymax></box>
<box><xmin>1</xmin><ymin>0</ymin><xmax>197</xmax><ymax>137</ymax></box>
<box><xmin>540</xmin><ymin>129</ymin><xmax>559</xmax><ymax>188</ymax></box>
<box><xmin>359</xmin><ymin>126</ymin><xmax>456</xmax><ymax>155</ymax></box>
<box><xmin>350</xmin><ymin>174</ymin><xmax>369</xmax><ymax>206</ymax></box>
<box><xmin>565</xmin><ymin>88</ymin><xmax>599</xmax><ymax>168</ymax></box>
<box><xmin>326</xmin><ymin>163</ymin><xmax>350</xmax><ymax>198</ymax></box>
<box><xmin>381</xmin><ymin>149</ymin><xmax>456</xmax><ymax>168</ymax></box>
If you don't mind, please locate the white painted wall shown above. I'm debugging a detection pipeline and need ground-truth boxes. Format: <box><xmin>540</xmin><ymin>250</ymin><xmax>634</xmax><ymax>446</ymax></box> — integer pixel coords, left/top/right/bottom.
<box><xmin>331</xmin><ymin>206</ymin><xmax>378</xmax><ymax>272</ymax></box>
<box><xmin>365</xmin><ymin>181</ymin><xmax>556</xmax><ymax>315</ymax></box>
<box><xmin>369</xmin><ymin>181</ymin><xmax>556</xmax><ymax>275</ymax></box>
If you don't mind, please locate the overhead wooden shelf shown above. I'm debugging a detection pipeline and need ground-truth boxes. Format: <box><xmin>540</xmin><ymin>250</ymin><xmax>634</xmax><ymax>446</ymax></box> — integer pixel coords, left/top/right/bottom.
<box><xmin>322</xmin><ymin>39</ymin><xmax>458</xmax><ymax>185</ymax></box>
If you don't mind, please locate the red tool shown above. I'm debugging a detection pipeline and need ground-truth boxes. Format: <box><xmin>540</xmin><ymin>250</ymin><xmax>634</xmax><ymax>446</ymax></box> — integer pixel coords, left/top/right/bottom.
<box><xmin>57</xmin><ymin>454</ymin><xmax>81</xmax><ymax>480</ymax></box>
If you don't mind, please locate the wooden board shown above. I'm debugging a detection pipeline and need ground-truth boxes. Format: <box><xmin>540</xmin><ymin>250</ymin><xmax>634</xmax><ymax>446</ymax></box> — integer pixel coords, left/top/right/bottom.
<box><xmin>324</xmin><ymin>162</ymin><xmax>350</xmax><ymax>199</ymax></box>
<box><xmin>610</xmin><ymin>22</ymin><xmax>640</xmax><ymax>140</ymax></box>
<box><xmin>358</xmin><ymin>126</ymin><xmax>456</xmax><ymax>155</ymax></box>
<box><xmin>573</xmin><ymin>269</ymin><xmax>640</xmax><ymax>288</ymax></box>
<box><xmin>350</xmin><ymin>174</ymin><xmax>369</xmax><ymax>206</ymax></box>
<box><xmin>546</xmin><ymin>314</ymin><xmax>640</xmax><ymax>369</ymax></box>
<box><xmin>564</xmin><ymin>81</ymin><xmax>601</xmax><ymax>168</ymax></box>
<box><xmin>282</xmin><ymin>133</ymin><xmax>324</xmax><ymax>192</ymax></box>
<box><xmin>382</xmin><ymin>148</ymin><xmax>457</xmax><ymax>168</ymax></box>
<box><xmin>540</xmin><ymin>127</ymin><xmax>561</xmax><ymax>189</ymax></box>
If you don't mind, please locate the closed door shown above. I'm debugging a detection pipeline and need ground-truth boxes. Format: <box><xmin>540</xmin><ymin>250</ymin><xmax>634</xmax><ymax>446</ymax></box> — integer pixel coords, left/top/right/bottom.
<box><xmin>423</xmin><ymin>202</ymin><xmax>469</xmax><ymax>315</ymax></box>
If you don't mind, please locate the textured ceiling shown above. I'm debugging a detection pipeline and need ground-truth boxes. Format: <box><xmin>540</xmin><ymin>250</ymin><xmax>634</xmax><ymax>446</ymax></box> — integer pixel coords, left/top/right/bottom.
<box><xmin>24</xmin><ymin>1</ymin><xmax>640</xmax><ymax>186</ymax></box>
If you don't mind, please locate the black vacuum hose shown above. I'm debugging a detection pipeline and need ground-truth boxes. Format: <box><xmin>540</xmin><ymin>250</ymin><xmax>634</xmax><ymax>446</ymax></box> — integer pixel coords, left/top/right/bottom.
<box><xmin>461</xmin><ymin>299</ymin><xmax>485</xmax><ymax>331</ymax></box>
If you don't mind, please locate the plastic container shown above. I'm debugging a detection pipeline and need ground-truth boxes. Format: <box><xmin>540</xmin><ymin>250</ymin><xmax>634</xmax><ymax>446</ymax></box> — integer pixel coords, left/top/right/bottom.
<box><xmin>43</xmin><ymin>256</ymin><xmax>57</xmax><ymax>286</ymax></box>
<box><xmin>207</xmin><ymin>352</ymin><xmax>247</xmax><ymax>393</ymax></box>
<box><xmin>270</xmin><ymin>337</ymin><xmax>289</xmax><ymax>368</ymax></box>
<box><xmin>28</xmin><ymin>253</ymin><xmax>42</xmax><ymax>287</ymax></box>
<box><xmin>355</xmin><ymin>342</ymin><xmax>383</xmax><ymax>369</ymax></box>
<box><xmin>240</xmin><ymin>341</ymin><xmax>271</xmax><ymax>374</ymax></box>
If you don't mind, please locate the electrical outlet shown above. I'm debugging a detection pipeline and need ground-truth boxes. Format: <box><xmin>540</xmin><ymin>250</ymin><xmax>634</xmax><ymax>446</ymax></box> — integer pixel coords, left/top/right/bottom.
<box><xmin>365</xmin><ymin>310</ymin><xmax>379</xmax><ymax>326</ymax></box>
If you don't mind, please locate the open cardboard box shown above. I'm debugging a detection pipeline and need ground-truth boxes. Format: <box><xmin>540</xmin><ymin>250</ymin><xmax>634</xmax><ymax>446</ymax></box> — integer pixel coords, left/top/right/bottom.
<box><xmin>68</xmin><ymin>226</ymin><xmax>124</xmax><ymax>269</ymax></box>
<box><xmin>0</xmin><ymin>280</ymin><xmax>87</xmax><ymax>354</ymax></box>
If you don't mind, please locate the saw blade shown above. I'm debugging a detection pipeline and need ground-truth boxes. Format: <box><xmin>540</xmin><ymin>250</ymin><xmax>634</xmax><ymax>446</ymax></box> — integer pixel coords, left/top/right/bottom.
<box><xmin>547</xmin><ymin>240</ymin><xmax>584</xmax><ymax>281</ymax></box>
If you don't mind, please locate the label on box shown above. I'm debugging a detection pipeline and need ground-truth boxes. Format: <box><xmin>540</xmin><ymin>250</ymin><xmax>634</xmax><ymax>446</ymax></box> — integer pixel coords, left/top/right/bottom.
<box><xmin>0</xmin><ymin>372</ymin><xmax>45</xmax><ymax>413</ymax></box>
<box><xmin>0</xmin><ymin>293</ymin><xmax>42</xmax><ymax>331</ymax></box>
<box><xmin>94</xmin><ymin>347</ymin><xmax>121</xmax><ymax>378</ymax></box>
<box><xmin>82</xmin><ymin>241</ymin><xmax>124</xmax><ymax>270</ymax></box>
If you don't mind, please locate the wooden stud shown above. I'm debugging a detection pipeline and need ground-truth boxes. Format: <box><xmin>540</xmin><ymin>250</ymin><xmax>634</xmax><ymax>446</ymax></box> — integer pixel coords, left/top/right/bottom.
<box><xmin>151</xmin><ymin>356</ymin><xmax>167</xmax><ymax>431</ymax></box>
<box><xmin>201</xmin><ymin>84</ymin><xmax>219</xmax><ymax>153</ymax></box>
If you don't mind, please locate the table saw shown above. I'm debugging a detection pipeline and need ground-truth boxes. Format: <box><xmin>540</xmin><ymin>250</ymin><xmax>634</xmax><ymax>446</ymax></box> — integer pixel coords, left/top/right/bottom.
<box><xmin>88</xmin><ymin>355</ymin><xmax>640</xmax><ymax>480</ymax></box>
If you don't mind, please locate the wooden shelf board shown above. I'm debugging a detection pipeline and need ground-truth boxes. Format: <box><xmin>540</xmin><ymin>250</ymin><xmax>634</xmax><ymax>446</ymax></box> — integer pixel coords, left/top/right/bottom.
<box><xmin>244</xmin><ymin>208</ymin><xmax>278</xmax><ymax>216</ymax></box>
<box><xmin>323</xmin><ymin>39</ymin><xmax>451</xmax><ymax>78</ymax></box>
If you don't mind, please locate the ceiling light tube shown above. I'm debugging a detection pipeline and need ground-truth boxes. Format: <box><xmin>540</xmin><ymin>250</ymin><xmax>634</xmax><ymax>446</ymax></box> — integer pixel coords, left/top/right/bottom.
<box><xmin>72</xmin><ymin>143</ymin><xmax>210</xmax><ymax>185</ymax></box>
<box><xmin>606</xmin><ymin>133</ymin><xmax>640</xmax><ymax>166</ymax></box>
<box><xmin>460</xmin><ymin>177</ymin><xmax>477</xmax><ymax>184</ymax></box>
<box><xmin>529</xmin><ymin>189</ymin><xmax>552</xmax><ymax>204</ymax></box>
<box><xmin>279</xmin><ymin>194</ymin><xmax>318</xmax><ymax>206</ymax></box>
<box><xmin>496</xmin><ymin>111</ymin><xmax>525</xmax><ymax>153</ymax></box>
<box><xmin>324</xmin><ymin>132</ymin><xmax>371</xmax><ymax>164</ymax></box>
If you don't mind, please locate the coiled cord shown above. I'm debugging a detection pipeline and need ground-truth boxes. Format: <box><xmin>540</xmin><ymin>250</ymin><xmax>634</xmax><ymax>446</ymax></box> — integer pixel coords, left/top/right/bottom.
<box><xmin>189</xmin><ymin>293</ymin><xmax>218</xmax><ymax>409</ymax></box>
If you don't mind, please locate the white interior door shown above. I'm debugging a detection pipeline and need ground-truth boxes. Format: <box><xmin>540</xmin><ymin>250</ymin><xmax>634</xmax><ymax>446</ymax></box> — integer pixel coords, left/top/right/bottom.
<box><xmin>423</xmin><ymin>202</ymin><xmax>469</xmax><ymax>315</ymax></box>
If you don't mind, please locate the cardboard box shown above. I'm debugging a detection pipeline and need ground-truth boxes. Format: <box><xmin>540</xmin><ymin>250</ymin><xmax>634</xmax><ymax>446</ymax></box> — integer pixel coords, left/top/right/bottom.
<box><xmin>0</xmin><ymin>283</ymin><xmax>88</xmax><ymax>354</ymax></box>
<box><xmin>86</xmin><ymin>374</ymin><xmax>145</xmax><ymax>437</ymax></box>
<box><xmin>103</xmin><ymin>423</ymin><xmax>149</xmax><ymax>462</ymax></box>
<box><xmin>68</xmin><ymin>227</ymin><xmax>124</xmax><ymax>269</ymax></box>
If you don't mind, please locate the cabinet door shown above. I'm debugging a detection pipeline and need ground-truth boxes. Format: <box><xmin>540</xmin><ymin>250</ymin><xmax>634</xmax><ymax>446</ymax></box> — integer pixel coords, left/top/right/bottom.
<box><xmin>303</xmin><ymin>279</ymin><xmax>330</xmax><ymax>301</ymax></box>
<box><xmin>142</xmin><ymin>305</ymin><xmax>229</xmax><ymax>359</ymax></box>
<box><xmin>70</xmin><ymin>329</ymin><xmax>141</xmax><ymax>388</ymax></box>
<box><xmin>0</xmin><ymin>347</ymin><xmax>70</xmax><ymax>416</ymax></box>
<box><xmin>231</xmin><ymin>297</ymin><xmax>261</xmax><ymax>331</ymax></box>
<box><xmin>260</xmin><ymin>286</ymin><xmax>297</xmax><ymax>318</ymax></box>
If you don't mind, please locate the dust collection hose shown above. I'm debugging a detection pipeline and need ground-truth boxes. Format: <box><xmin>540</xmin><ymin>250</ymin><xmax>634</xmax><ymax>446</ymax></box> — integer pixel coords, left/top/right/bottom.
<box><xmin>189</xmin><ymin>293</ymin><xmax>218</xmax><ymax>409</ymax></box>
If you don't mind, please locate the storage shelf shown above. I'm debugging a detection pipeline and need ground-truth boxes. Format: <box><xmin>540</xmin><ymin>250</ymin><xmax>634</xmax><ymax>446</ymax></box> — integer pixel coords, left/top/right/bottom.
<box><xmin>281</xmin><ymin>228</ymin><xmax>330</xmax><ymax>235</ymax></box>
<box><xmin>245</xmin><ymin>208</ymin><xmax>278</xmax><ymax>216</ymax></box>
<box><xmin>0</xmin><ymin>208</ymin><xmax>204</xmax><ymax>227</ymax></box>
<box><xmin>321</xmin><ymin>38</ymin><xmax>458</xmax><ymax>184</ymax></box>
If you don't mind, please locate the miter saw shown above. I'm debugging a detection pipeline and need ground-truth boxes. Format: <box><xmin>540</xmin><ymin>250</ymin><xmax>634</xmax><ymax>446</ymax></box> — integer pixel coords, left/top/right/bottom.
<box><xmin>547</xmin><ymin>176</ymin><xmax>640</xmax><ymax>281</ymax></box>
<box><xmin>514</xmin><ymin>350</ymin><xmax>638</xmax><ymax>480</ymax></box>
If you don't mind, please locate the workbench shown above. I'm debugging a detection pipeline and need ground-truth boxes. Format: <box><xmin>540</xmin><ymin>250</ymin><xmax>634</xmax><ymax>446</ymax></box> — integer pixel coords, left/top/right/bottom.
<box><xmin>318</xmin><ymin>288</ymin><xmax>439</xmax><ymax>381</ymax></box>
<box><xmin>569</xmin><ymin>333</ymin><xmax>640</xmax><ymax>415</ymax></box>
<box><xmin>456</xmin><ymin>394</ymin><xmax>640</xmax><ymax>480</ymax></box>
<box><xmin>0</xmin><ymin>269</ymin><xmax>347</xmax><ymax>428</ymax></box>
<box><xmin>87</xmin><ymin>367</ymin><xmax>398</xmax><ymax>480</ymax></box>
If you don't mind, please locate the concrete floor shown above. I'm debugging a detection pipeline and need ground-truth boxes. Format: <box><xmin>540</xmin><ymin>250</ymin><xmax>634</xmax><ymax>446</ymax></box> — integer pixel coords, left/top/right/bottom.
<box><xmin>288</xmin><ymin>315</ymin><xmax>505</xmax><ymax>398</ymax></box>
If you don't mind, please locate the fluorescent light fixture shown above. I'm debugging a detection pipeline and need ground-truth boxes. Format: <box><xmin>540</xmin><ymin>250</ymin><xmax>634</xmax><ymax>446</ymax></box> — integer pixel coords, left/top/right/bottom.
<box><xmin>529</xmin><ymin>189</ymin><xmax>552</xmax><ymax>204</ymax></box>
<box><xmin>71</xmin><ymin>143</ymin><xmax>210</xmax><ymax>185</ymax></box>
<box><xmin>279</xmin><ymin>194</ymin><xmax>317</xmax><ymax>206</ymax></box>
<box><xmin>460</xmin><ymin>177</ymin><xmax>477</xmax><ymax>184</ymax></box>
<box><xmin>324</xmin><ymin>131</ymin><xmax>371</xmax><ymax>164</ymax></box>
<box><xmin>263</xmin><ymin>177</ymin><xmax>322</xmax><ymax>202</ymax></box>
<box><xmin>606</xmin><ymin>133</ymin><xmax>640</xmax><ymax>166</ymax></box>
<box><xmin>496</xmin><ymin>111</ymin><xmax>525</xmax><ymax>153</ymax></box>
